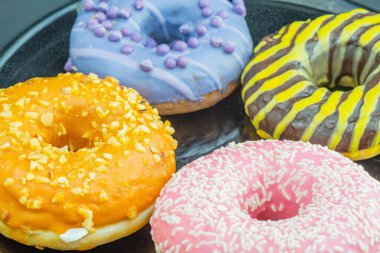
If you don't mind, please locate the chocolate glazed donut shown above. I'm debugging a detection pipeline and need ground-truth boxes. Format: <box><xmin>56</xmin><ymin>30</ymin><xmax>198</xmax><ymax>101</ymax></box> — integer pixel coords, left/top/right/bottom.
<box><xmin>241</xmin><ymin>9</ymin><xmax>380</xmax><ymax>161</ymax></box>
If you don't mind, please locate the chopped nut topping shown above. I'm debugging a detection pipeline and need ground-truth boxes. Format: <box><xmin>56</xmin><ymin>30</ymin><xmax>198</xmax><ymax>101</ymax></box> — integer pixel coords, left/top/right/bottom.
<box><xmin>52</xmin><ymin>192</ymin><xmax>65</xmax><ymax>203</ymax></box>
<box><xmin>0</xmin><ymin>111</ymin><xmax>12</xmax><ymax>119</ymax></box>
<box><xmin>40</xmin><ymin>113</ymin><xmax>54</xmax><ymax>127</ymax></box>
<box><xmin>99</xmin><ymin>190</ymin><xmax>108</xmax><ymax>202</ymax></box>
<box><xmin>3</xmin><ymin>177</ymin><xmax>15</xmax><ymax>187</ymax></box>
<box><xmin>135</xmin><ymin>143</ymin><xmax>146</xmax><ymax>153</ymax></box>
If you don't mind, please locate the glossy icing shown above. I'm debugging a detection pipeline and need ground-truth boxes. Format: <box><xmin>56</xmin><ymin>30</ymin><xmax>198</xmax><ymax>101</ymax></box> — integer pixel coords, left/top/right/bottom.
<box><xmin>151</xmin><ymin>140</ymin><xmax>380</xmax><ymax>252</ymax></box>
<box><xmin>66</xmin><ymin>0</ymin><xmax>253</xmax><ymax>104</ymax></box>
<box><xmin>0</xmin><ymin>73</ymin><xmax>176</xmax><ymax>235</ymax></box>
<box><xmin>241</xmin><ymin>9</ymin><xmax>380</xmax><ymax>160</ymax></box>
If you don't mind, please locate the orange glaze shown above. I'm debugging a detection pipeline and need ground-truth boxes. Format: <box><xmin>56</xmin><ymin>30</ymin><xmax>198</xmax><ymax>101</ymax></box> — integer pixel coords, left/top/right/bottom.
<box><xmin>0</xmin><ymin>73</ymin><xmax>176</xmax><ymax>234</ymax></box>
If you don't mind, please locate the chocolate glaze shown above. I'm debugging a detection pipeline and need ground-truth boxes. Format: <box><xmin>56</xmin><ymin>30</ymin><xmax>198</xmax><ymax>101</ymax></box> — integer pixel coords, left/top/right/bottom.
<box><xmin>281</xmin><ymin>101</ymin><xmax>326</xmax><ymax>140</ymax></box>
<box><xmin>243</xmin><ymin>62</ymin><xmax>299</xmax><ymax>102</ymax></box>
<box><xmin>327</xmin><ymin>13</ymin><xmax>370</xmax><ymax>87</ymax></box>
<box><xmin>259</xmin><ymin>85</ymin><xmax>317</xmax><ymax>137</ymax></box>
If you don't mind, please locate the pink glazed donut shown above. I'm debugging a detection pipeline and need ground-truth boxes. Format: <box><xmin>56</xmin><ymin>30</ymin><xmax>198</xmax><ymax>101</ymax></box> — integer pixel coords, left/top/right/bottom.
<box><xmin>150</xmin><ymin>140</ymin><xmax>380</xmax><ymax>252</ymax></box>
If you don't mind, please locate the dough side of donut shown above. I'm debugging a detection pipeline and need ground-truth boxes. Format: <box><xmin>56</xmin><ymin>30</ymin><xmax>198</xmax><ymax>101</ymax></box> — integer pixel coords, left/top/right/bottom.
<box><xmin>0</xmin><ymin>204</ymin><xmax>154</xmax><ymax>251</ymax></box>
<box><xmin>152</xmin><ymin>82</ymin><xmax>238</xmax><ymax>115</ymax></box>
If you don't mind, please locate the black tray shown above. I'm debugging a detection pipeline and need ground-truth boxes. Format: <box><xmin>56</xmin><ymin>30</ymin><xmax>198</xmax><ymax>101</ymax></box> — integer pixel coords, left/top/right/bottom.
<box><xmin>0</xmin><ymin>1</ymin><xmax>379</xmax><ymax>252</ymax></box>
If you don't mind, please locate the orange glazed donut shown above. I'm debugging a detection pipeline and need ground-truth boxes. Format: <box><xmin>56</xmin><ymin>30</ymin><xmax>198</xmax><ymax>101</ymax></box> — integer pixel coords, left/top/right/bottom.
<box><xmin>0</xmin><ymin>73</ymin><xmax>176</xmax><ymax>250</ymax></box>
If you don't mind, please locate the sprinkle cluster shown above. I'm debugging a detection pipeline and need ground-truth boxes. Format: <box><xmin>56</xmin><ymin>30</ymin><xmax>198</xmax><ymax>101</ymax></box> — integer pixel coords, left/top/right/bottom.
<box><xmin>151</xmin><ymin>140</ymin><xmax>380</xmax><ymax>252</ymax></box>
<box><xmin>66</xmin><ymin>0</ymin><xmax>247</xmax><ymax>73</ymax></box>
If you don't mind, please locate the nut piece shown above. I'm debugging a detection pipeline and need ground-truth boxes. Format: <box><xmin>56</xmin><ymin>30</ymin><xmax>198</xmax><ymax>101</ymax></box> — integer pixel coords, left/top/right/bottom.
<box><xmin>40</xmin><ymin>113</ymin><xmax>54</xmax><ymax>127</ymax></box>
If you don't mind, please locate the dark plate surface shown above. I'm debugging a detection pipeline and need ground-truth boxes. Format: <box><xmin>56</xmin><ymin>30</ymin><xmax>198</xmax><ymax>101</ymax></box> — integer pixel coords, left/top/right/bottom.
<box><xmin>0</xmin><ymin>1</ymin><xmax>379</xmax><ymax>252</ymax></box>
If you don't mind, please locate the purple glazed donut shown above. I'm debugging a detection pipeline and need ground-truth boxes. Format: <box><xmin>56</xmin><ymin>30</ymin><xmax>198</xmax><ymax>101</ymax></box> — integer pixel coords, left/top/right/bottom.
<box><xmin>65</xmin><ymin>0</ymin><xmax>253</xmax><ymax>114</ymax></box>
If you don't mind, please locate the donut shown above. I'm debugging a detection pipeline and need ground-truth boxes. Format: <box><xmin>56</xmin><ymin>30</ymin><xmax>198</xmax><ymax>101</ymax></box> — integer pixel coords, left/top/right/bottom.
<box><xmin>0</xmin><ymin>73</ymin><xmax>176</xmax><ymax>250</ymax></box>
<box><xmin>151</xmin><ymin>140</ymin><xmax>380</xmax><ymax>252</ymax></box>
<box><xmin>241</xmin><ymin>8</ymin><xmax>380</xmax><ymax>160</ymax></box>
<box><xmin>65</xmin><ymin>0</ymin><xmax>253</xmax><ymax>115</ymax></box>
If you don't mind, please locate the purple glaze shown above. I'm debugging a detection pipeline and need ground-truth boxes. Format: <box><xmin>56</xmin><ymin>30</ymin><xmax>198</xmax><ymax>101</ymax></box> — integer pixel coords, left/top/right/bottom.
<box><xmin>121</xmin><ymin>44</ymin><xmax>134</xmax><ymax>55</ymax></box>
<box><xmin>217</xmin><ymin>10</ymin><xmax>228</xmax><ymax>19</ymax></box>
<box><xmin>210</xmin><ymin>16</ymin><xmax>223</xmax><ymax>28</ymax></box>
<box><xmin>131</xmin><ymin>33</ymin><xmax>142</xmax><ymax>42</ymax></box>
<box><xmin>188</xmin><ymin>37</ymin><xmax>199</xmax><ymax>49</ymax></box>
<box><xmin>196</xmin><ymin>25</ymin><xmax>207</xmax><ymax>36</ymax></box>
<box><xmin>156</xmin><ymin>44</ymin><xmax>170</xmax><ymax>56</ymax></box>
<box><xmin>108</xmin><ymin>31</ymin><xmax>122</xmax><ymax>42</ymax></box>
<box><xmin>140</xmin><ymin>59</ymin><xmax>154</xmax><ymax>72</ymax></box>
<box><xmin>210</xmin><ymin>36</ymin><xmax>223</xmax><ymax>47</ymax></box>
<box><xmin>106</xmin><ymin>7</ymin><xmax>119</xmax><ymax>18</ymax></box>
<box><xmin>198</xmin><ymin>0</ymin><xmax>209</xmax><ymax>8</ymax></box>
<box><xmin>94</xmin><ymin>26</ymin><xmax>106</xmax><ymax>37</ymax></box>
<box><xmin>134</xmin><ymin>0</ymin><xmax>145</xmax><ymax>10</ymax></box>
<box><xmin>84</xmin><ymin>0</ymin><xmax>95</xmax><ymax>11</ymax></box>
<box><xmin>97</xmin><ymin>2</ymin><xmax>108</xmax><ymax>12</ymax></box>
<box><xmin>233</xmin><ymin>3</ymin><xmax>246</xmax><ymax>16</ymax></box>
<box><xmin>173</xmin><ymin>41</ymin><xmax>188</xmax><ymax>51</ymax></box>
<box><xmin>179</xmin><ymin>23</ymin><xmax>192</xmax><ymax>35</ymax></box>
<box><xmin>68</xmin><ymin>0</ymin><xmax>254</xmax><ymax>104</ymax></box>
<box><xmin>176</xmin><ymin>56</ymin><xmax>189</xmax><ymax>68</ymax></box>
<box><xmin>121</xmin><ymin>27</ymin><xmax>131</xmax><ymax>37</ymax></box>
<box><xmin>223</xmin><ymin>42</ymin><xmax>236</xmax><ymax>54</ymax></box>
<box><xmin>101</xmin><ymin>20</ymin><xmax>113</xmax><ymax>30</ymax></box>
<box><xmin>87</xmin><ymin>19</ymin><xmax>99</xmax><ymax>29</ymax></box>
<box><xmin>201</xmin><ymin>7</ymin><xmax>213</xmax><ymax>17</ymax></box>
<box><xmin>95</xmin><ymin>12</ymin><xmax>107</xmax><ymax>22</ymax></box>
<box><xmin>164</xmin><ymin>57</ymin><xmax>176</xmax><ymax>69</ymax></box>
<box><xmin>145</xmin><ymin>38</ymin><xmax>157</xmax><ymax>48</ymax></box>
<box><xmin>119</xmin><ymin>7</ymin><xmax>132</xmax><ymax>18</ymax></box>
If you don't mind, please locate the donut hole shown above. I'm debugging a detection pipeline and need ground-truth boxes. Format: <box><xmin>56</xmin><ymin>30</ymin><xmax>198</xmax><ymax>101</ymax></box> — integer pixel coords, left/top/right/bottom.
<box><xmin>307</xmin><ymin>38</ymin><xmax>380</xmax><ymax>92</ymax></box>
<box><xmin>141</xmin><ymin>8</ymin><xmax>198</xmax><ymax>45</ymax></box>
<box><xmin>42</xmin><ymin>110</ymin><xmax>100</xmax><ymax>152</ymax></box>
<box><xmin>244</xmin><ymin>174</ymin><xmax>314</xmax><ymax>221</ymax></box>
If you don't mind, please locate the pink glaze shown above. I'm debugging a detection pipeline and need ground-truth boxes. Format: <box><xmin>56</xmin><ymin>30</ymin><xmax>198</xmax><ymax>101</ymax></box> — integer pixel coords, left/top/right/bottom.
<box><xmin>150</xmin><ymin>140</ymin><xmax>380</xmax><ymax>252</ymax></box>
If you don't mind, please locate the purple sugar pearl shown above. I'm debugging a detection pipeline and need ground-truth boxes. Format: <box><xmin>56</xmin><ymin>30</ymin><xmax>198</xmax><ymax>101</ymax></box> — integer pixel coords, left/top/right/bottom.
<box><xmin>119</xmin><ymin>7</ymin><xmax>132</xmax><ymax>19</ymax></box>
<box><xmin>97</xmin><ymin>2</ymin><xmax>108</xmax><ymax>12</ymax></box>
<box><xmin>210</xmin><ymin>16</ymin><xmax>223</xmax><ymax>28</ymax></box>
<box><xmin>134</xmin><ymin>0</ymin><xmax>145</xmax><ymax>10</ymax></box>
<box><xmin>179</xmin><ymin>23</ymin><xmax>193</xmax><ymax>35</ymax></box>
<box><xmin>87</xmin><ymin>19</ymin><xmax>99</xmax><ymax>29</ymax></box>
<box><xmin>140</xmin><ymin>59</ymin><xmax>154</xmax><ymax>72</ymax></box>
<box><xmin>233</xmin><ymin>3</ymin><xmax>246</xmax><ymax>16</ymax></box>
<box><xmin>176</xmin><ymin>56</ymin><xmax>189</xmax><ymax>68</ymax></box>
<box><xmin>95</xmin><ymin>12</ymin><xmax>107</xmax><ymax>22</ymax></box>
<box><xmin>131</xmin><ymin>33</ymin><xmax>142</xmax><ymax>42</ymax></box>
<box><xmin>145</xmin><ymin>38</ymin><xmax>157</xmax><ymax>48</ymax></box>
<box><xmin>101</xmin><ymin>20</ymin><xmax>113</xmax><ymax>30</ymax></box>
<box><xmin>94</xmin><ymin>26</ymin><xmax>106</xmax><ymax>37</ymax></box>
<box><xmin>156</xmin><ymin>44</ymin><xmax>170</xmax><ymax>56</ymax></box>
<box><xmin>106</xmin><ymin>7</ymin><xmax>119</xmax><ymax>18</ymax></box>
<box><xmin>196</xmin><ymin>25</ymin><xmax>207</xmax><ymax>36</ymax></box>
<box><xmin>83</xmin><ymin>0</ymin><xmax>94</xmax><ymax>11</ymax></box>
<box><xmin>121</xmin><ymin>44</ymin><xmax>134</xmax><ymax>55</ymax></box>
<box><xmin>223</xmin><ymin>42</ymin><xmax>236</xmax><ymax>54</ymax></box>
<box><xmin>188</xmin><ymin>37</ymin><xmax>199</xmax><ymax>49</ymax></box>
<box><xmin>198</xmin><ymin>0</ymin><xmax>209</xmax><ymax>8</ymax></box>
<box><xmin>210</xmin><ymin>36</ymin><xmax>223</xmax><ymax>47</ymax></box>
<box><xmin>217</xmin><ymin>10</ymin><xmax>229</xmax><ymax>19</ymax></box>
<box><xmin>108</xmin><ymin>31</ymin><xmax>122</xmax><ymax>42</ymax></box>
<box><xmin>201</xmin><ymin>7</ymin><xmax>213</xmax><ymax>17</ymax></box>
<box><xmin>173</xmin><ymin>41</ymin><xmax>187</xmax><ymax>51</ymax></box>
<box><xmin>121</xmin><ymin>27</ymin><xmax>131</xmax><ymax>37</ymax></box>
<box><xmin>64</xmin><ymin>59</ymin><xmax>73</xmax><ymax>72</ymax></box>
<box><xmin>164</xmin><ymin>57</ymin><xmax>176</xmax><ymax>69</ymax></box>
